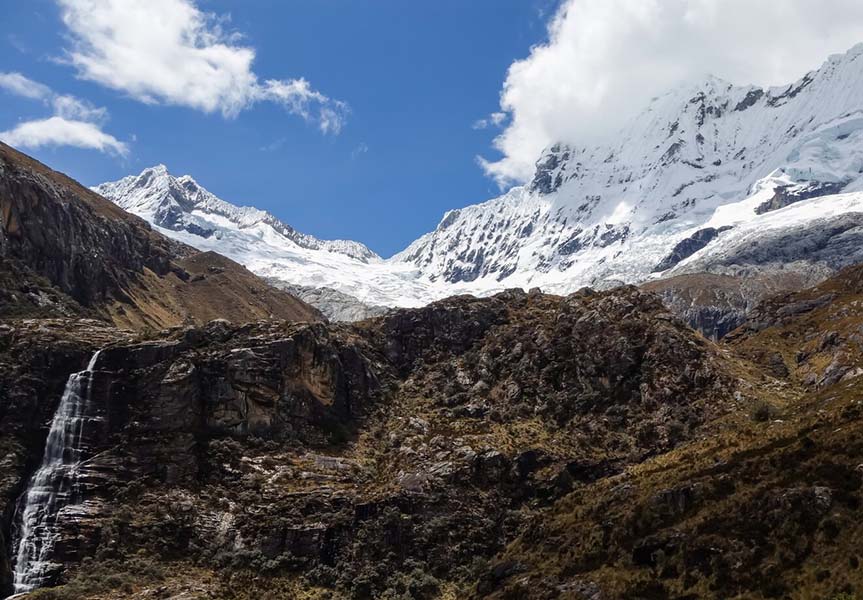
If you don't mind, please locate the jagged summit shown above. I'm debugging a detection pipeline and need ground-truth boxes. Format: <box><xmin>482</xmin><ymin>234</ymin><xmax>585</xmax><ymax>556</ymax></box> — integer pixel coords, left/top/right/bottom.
<box><xmin>95</xmin><ymin>165</ymin><xmax>380</xmax><ymax>263</ymax></box>
<box><xmin>397</xmin><ymin>42</ymin><xmax>863</xmax><ymax>290</ymax></box>
<box><xmin>94</xmin><ymin>165</ymin><xmax>429</xmax><ymax>308</ymax></box>
<box><xmin>95</xmin><ymin>44</ymin><xmax>863</xmax><ymax>310</ymax></box>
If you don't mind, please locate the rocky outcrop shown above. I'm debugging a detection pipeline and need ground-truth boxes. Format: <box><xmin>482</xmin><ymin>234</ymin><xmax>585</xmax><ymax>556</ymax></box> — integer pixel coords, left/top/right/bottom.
<box><xmin>642</xmin><ymin>271</ymin><xmax>822</xmax><ymax>340</ymax></box>
<box><xmin>0</xmin><ymin>143</ymin><xmax>179</xmax><ymax>308</ymax></box>
<box><xmin>0</xmin><ymin>319</ymin><xmax>129</xmax><ymax>593</ymax></box>
<box><xmin>675</xmin><ymin>212</ymin><xmax>863</xmax><ymax>279</ymax></box>
<box><xmin>0</xmin><ymin>318</ymin><xmax>380</xmax><ymax>593</ymax></box>
<box><xmin>472</xmin><ymin>266</ymin><xmax>863</xmax><ymax>600</ymax></box>
<box><xmin>642</xmin><ymin>210</ymin><xmax>863</xmax><ymax>340</ymax></box>
<box><xmin>652</xmin><ymin>226</ymin><xmax>733</xmax><ymax>273</ymax></box>
<box><xmin>0</xmin><ymin>143</ymin><xmax>322</xmax><ymax>328</ymax></box>
<box><xmin>0</xmin><ymin>284</ymin><xmax>737</xmax><ymax>598</ymax></box>
<box><xmin>755</xmin><ymin>179</ymin><xmax>849</xmax><ymax>214</ymax></box>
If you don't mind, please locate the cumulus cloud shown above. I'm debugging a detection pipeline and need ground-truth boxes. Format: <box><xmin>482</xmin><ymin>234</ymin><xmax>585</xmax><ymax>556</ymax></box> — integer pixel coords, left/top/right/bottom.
<box><xmin>0</xmin><ymin>72</ymin><xmax>126</xmax><ymax>155</ymax></box>
<box><xmin>0</xmin><ymin>72</ymin><xmax>52</xmax><ymax>100</ymax></box>
<box><xmin>1</xmin><ymin>116</ymin><xmax>128</xmax><ymax>155</ymax></box>
<box><xmin>56</xmin><ymin>0</ymin><xmax>348</xmax><ymax>133</ymax></box>
<box><xmin>482</xmin><ymin>0</ymin><xmax>863</xmax><ymax>185</ymax></box>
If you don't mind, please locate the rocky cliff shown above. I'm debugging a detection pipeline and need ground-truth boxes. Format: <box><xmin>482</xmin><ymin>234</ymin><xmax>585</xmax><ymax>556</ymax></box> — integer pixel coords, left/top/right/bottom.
<box><xmin>2</xmin><ymin>263</ymin><xmax>863</xmax><ymax>599</ymax></box>
<box><xmin>483</xmin><ymin>264</ymin><xmax>863</xmax><ymax>600</ymax></box>
<box><xmin>0</xmin><ymin>284</ymin><xmax>738</xmax><ymax>599</ymax></box>
<box><xmin>0</xmin><ymin>142</ymin><xmax>322</xmax><ymax>329</ymax></box>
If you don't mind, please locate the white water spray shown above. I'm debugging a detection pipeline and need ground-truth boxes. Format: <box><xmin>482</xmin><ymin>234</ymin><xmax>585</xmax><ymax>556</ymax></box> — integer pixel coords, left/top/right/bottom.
<box><xmin>9</xmin><ymin>350</ymin><xmax>102</xmax><ymax>595</ymax></box>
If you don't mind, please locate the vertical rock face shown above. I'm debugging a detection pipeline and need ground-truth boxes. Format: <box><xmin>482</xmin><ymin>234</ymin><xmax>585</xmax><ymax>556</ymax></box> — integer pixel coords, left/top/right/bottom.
<box><xmin>0</xmin><ymin>143</ymin><xmax>176</xmax><ymax>308</ymax></box>
<box><xmin>0</xmin><ymin>143</ymin><xmax>322</xmax><ymax>327</ymax></box>
<box><xmin>1</xmin><ymin>319</ymin><xmax>383</xmax><ymax>595</ymax></box>
<box><xmin>652</xmin><ymin>226</ymin><xmax>734</xmax><ymax>273</ymax></box>
<box><xmin>0</xmin><ymin>320</ymin><xmax>124</xmax><ymax>595</ymax></box>
<box><xmin>0</xmin><ymin>286</ymin><xmax>737</xmax><ymax>598</ymax></box>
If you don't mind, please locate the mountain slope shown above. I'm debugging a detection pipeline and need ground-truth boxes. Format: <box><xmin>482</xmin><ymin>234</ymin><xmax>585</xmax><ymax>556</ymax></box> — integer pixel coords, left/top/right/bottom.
<box><xmin>397</xmin><ymin>43</ymin><xmax>863</xmax><ymax>294</ymax></box>
<box><xmin>94</xmin><ymin>166</ymin><xmax>431</xmax><ymax>307</ymax></box>
<box><xmin>96</xmin><ymin>45</ymin><xmax>863</xmax><ymax>316</ymax></box>
<box><xmin>481</xmin><ymin>264</ymin><xmax>863</xmax><ymax>599</ymax></box>
<box><xmin>0</xmin><ymin>143</ymin><xmax>322</xmax><ymax>328</ymax></box>
<box><xmin>3</xmin><ymin>266</ymin><xmax>862</xmax><ymax>599</ymax></box>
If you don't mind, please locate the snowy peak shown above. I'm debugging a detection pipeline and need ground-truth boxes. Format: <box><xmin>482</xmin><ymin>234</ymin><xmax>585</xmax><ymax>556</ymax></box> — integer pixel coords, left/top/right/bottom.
<box><xmin>93</xmin><ymin>44</ymin><xmax>863</xmax><ymax>312</ymax></box>
<box><xmin>94</xmin><ymin>166</ymin><xmax>381</xmax><ymax>263</ymax></box>
<box><xmin>397</xmin><ymin>43</ymin><xmax>863</xmax><ymax>290</ymax></box>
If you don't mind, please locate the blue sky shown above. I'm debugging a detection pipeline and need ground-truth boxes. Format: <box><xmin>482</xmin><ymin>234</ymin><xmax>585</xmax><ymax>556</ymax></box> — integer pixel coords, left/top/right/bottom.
<box><xmin>0</xmin><ymin>0</ymin><xmax>560</xmax><ymax>256</ymax></box>
<box><xmin>5</xmin><ymin>1</ymin><xmax>861</xmax><ymax>258</ymax></box>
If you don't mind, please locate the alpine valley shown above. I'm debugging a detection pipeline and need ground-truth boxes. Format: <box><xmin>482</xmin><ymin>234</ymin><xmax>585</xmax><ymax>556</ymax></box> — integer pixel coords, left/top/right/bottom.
<box><xmin>95</xmin><ymin>44</ymin><xmax>863</xmax><ymax>333</ymax></box>
<box><xmin>2</xmin><ymin>38</ymin><xmax>863</xmax><ymax>600</ymax></box>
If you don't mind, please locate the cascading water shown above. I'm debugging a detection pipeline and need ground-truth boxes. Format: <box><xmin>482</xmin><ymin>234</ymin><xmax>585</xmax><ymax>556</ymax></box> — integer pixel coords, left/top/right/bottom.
<box><xmin>9</xmin><ymin>350</ymin><xmax>103</xmax><ymax>595</ymax></box>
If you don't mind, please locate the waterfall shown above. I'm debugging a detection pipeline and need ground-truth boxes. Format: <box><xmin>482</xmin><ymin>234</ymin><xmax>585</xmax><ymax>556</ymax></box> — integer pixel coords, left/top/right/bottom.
<box><xmin>10</xmin><ymin>350</ymin><xmax>103</xmax><ymax>595</ymax></box>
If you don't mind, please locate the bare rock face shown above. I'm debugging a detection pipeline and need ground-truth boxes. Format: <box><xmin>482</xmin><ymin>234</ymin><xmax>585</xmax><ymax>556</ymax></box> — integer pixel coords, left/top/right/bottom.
<box><xmin>0</xmin><ymin>319</ymin><xmax>128</xmax><ymax>593</ymax></box>
<box><xmin>0</xmin><ymin>285</ymin><xmax>736</xmax><ymax>598</ymax></box>
<box><xmin>0</xmin><ymin>142</ymin><xmax>322</xmax><ymax>329</ymax></box>
<box><xmin>642</xmin><ymin>270</ymin><xmax>830</xmax><ymax>340</ymax></box>
<box><xmin>0</xmin><ymin>143</ymin><xmax>178</xmax><ymax>308</ymax></box>
<box><xmin>0</xmin><ymin>318</ymin><xmax>382</xmax><ymax>592</ymax></box>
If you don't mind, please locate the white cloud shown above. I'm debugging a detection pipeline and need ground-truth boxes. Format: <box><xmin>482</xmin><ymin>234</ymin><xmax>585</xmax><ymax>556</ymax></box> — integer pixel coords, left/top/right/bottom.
<box><xmin>56</xmin><ymin>0</ymin><xmax>348</xmax><ymax>133</ymax></box>
<box><xmin>0</xmin><ymin>72</ymin><xmax>52</xmax><ymax>100</ymax></box>
<box><xmin>482</xmin><ymin>0</ymin><xmax>863</xmax><ymax>185</ymax></box>
<box><xmin>259</xmin><ymin>137</ymin><xmax>286</xmax><ymax>152</ymax></box>
<box><xmin>0</xmin><ymin>72</ymin><xmax>126</xmax><ymax>155</ymax></box>
<box><xmin>0</xmin><ymin>116</ymin><xmax>128</xmax><ymax>155</ymax></box>
<box><xmin>259</xmin><ymin>79</ymin><xmax>349</xmax><ymax>134</ymax></box>
<box><xmin>351</xmin><ymin>142</ymin><xmax>369</xmax><ymax>159</ymax></box>
<box><xmin>472</xmin><ymin>112</ymin><xmax>506</xmax><ymax>130</ymax></box>
<box><xmin>52</xmin><ymin>94</ymin><xmax>108</xmax><ymax>122</ymax></box>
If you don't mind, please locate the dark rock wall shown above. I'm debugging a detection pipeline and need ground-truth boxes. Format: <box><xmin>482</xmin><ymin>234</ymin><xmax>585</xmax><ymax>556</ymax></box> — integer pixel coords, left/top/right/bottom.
<box><xmin>0</xmin><ymin>143</ymin><xmax>177</xmax><ymax>309</ymax></box>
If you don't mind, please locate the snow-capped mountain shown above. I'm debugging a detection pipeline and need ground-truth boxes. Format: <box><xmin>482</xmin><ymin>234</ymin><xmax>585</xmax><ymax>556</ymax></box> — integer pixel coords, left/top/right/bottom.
<box><xmin>94</xmin><ymin>165</ymin><xmax>379</xmax><ymax>262</ymax></box>
<box><xmin>95</xmin><ymin>44</ymin><xmax>863</xmax><ymax>312</ymax></box>
<box><xmin>93</xmin><ymin>165</ymin><xmax>432</xmax><ymax>307</ymax></box>
<box><xmin>397</xmin><ymin>43</ymin><xmax>863</xmax><ymax>293</ymax></box>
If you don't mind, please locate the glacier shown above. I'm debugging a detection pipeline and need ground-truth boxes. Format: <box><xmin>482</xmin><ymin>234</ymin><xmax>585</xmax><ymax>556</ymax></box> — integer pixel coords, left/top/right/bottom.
<box><xmin>94</xmin><ymin>44</ymin><xmax>863</xmax><ymax>310</ymax></box>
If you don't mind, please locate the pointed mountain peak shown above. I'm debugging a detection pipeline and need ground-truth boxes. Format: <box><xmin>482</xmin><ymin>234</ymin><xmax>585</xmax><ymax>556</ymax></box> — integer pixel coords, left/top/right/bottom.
<box><xmin>139</xmin><ymin>164</ymin><xmax>170</xmax><ymax>178</ymax></box>
<box><xmin>95</xmin><ymin>167</ymin><xmax>382</xmax><ymax>263</ymax></box>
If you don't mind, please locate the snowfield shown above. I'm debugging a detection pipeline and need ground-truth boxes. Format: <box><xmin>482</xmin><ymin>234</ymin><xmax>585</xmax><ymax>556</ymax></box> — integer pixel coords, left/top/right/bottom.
<box><xmin>95</xmin><ymin>44</ymin><xmax>863</xmax><ymax>308</ymax></box>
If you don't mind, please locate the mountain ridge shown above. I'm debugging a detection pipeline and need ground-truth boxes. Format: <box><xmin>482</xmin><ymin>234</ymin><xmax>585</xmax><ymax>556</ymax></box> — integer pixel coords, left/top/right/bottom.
<box><xmin>94</xmin><ymin>43</ymin><xmax>863</xmax><ymax>321</ymax></box>
<box><xmin>94</xmin><ymin>165</ymin><xmax>380</xmax><ymax>263</ymax></box>
<box><xmin>0</xmin><ymin>142</ymin><xmax>322</xmax><ymax>329</ymax></box>
<box><xmin>398</xmin><ymin>42</ymin><xmax>863</xmax><ymax>291</ymax></box>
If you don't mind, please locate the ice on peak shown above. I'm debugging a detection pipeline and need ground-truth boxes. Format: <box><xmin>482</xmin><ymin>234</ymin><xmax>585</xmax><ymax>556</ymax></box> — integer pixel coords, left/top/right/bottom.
<box><xmin>94</xmin><ymin>166</ymin><xmax>381</xmax><ymax>263</ymax></box>
<box><xmin>397</xmin><ymin>42</ymin><xmax>863</xmax><ymax>289</ymax></box>
<box><xmin>94</xmin><ymin>43</ymin><xmax>863</xmax><ymax>309</ymax></box>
